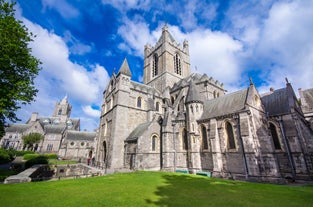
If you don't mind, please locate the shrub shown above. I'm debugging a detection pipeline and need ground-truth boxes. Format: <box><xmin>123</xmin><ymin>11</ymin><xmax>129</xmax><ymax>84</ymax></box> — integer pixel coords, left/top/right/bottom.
<box><xmin>44</xmin><ymin>153</ymin><xmax>58</xmax><ymax>159</ymax></box>
<box><xmin>15</xmin><ymin>150</ymin><xmax>34</xmax><ymax>156</ymax></box>
<box><xmin>23</xmin><ymin>153</ymin><xmax>40</xmax><ymax>160</ymax></box>
<box><xmin>0</xmin><ymin>148</ymin><xmax>10</xmax><ymax>164</ymax></box>
<box><xmin>25</xmin><ymin>156</ymin><xmax>48</xmax><ymax>168</ymax></box>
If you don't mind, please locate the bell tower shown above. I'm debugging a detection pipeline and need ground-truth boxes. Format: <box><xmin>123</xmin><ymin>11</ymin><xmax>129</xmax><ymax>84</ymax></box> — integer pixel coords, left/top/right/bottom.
<box><xmin>53</xmin><ymin>95</ymin><xmax>72</xmax><ymax>121</ymax></box>
<box><xmin>143</xmin><ymin>25</ymin><xmax>190</xmax><ymax>92</ymax></box>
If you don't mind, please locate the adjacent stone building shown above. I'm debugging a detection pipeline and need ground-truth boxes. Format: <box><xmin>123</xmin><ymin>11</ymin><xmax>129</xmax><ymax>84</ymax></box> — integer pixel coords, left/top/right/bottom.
<box><xmin>1</xmin><ymin>96</ymin><xmax>97</xmax><ymax>161</ymax></box>
<box><xmin>95</xmin><ymin>25</ymin><xmax>313</xmax><ymax>182</ymax></box>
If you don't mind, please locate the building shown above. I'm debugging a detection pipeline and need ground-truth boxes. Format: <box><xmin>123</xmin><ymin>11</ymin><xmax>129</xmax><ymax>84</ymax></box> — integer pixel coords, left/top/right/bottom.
<box><xmin>95</xmin><ymin>25</ymin><xmax>313</xmax><ymax>182</ymax></box>
<box><xmin>1</xmin><ymin>96</ymin><xmax>97</xmax><ymax>161</ymax></box>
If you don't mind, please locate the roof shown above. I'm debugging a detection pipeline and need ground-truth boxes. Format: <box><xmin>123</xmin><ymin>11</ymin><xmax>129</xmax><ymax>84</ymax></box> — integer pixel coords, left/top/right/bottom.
<box><xmin>45</xmin><ymin>125</ymin><xmax>66</xmax><ymax>134</ymax></box>
<box><xmin>118</xmin><ymin>58</ymin><xmax>132</xmax><ymax>77</ymax></box>
<box><xmin>5</xmin><ymin>124</ymin><xmax>31</xmax><ymax>133</ymax></box>
<box><xmin>186</xmin><ymin>80</ymin><xmax>202</xmax><ymax>103</ymax></box>
<box><xmin>200</xmin><ymin>88</ymin><xmax>248</xmax><ymax>120</ymax></box>
<box><xmin>261</xmin><ymin>88</ymin><xmax>290</xmax><ymax>116</ymax></box>
<box><xmin>66</xmin><ymin>130</ymin><xmax>96</xmax><ymax>141</ymax></box>
<box><xmin>126</xmin><ymin>122</ymin><xmax>152</xmax><ymax>142</ymax></box>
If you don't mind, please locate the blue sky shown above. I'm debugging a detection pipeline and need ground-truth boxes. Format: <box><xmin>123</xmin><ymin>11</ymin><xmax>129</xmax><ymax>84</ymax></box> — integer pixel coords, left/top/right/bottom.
<box><xmin>12</xmin><ymin>0</ymin><xmax>313</xmax><ymax>131</ymax></box>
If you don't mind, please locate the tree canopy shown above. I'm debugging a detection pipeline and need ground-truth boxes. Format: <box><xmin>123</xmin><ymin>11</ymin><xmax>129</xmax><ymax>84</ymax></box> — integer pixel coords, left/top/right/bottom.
<box><xmin>22</xmin><ymin>132</ymin><xmax>43</xmax><ymax>150</ymax></box>
<box><xmin>0</xmin><ymin>0</ymin><xmax>41</xmax><ymax>137</ymax></box>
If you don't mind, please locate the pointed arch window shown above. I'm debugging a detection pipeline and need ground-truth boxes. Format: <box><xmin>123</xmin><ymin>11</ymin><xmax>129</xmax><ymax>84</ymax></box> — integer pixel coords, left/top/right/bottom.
<box><xmin>182</xmin><ymin>128</ymin><xmax>188</xmax><ymax>150</ymax></box>
<box><xmin>152</xmin><ymin>135</ymin><xmax>158</xmax><ymax>151</ymax></box>
<box><xmin>152</xmin><ymin>54</ymin><xmax>158</xmax><ymax>77</ymax></box>
<box><xmin>137</xmin><ymin>97</ymin><xmax>142</xmax><ymax>108</ymax></box>
<box><xmin>58</xmin><ymin>109</ymin><xmax>62</xmax><ymax>115</ymax></box>
<box><xmin>269</xmin><ymin>123</ymin><xmax>281</xmax><ymax>150</ymax></box>
<box><xmin>174</xmin><ymin>53</ymin><xmax>182</xmax><ymax>75</ymax></box>
<box><xmin>226</xmin><ymin>122</ymin><xmax>236</xmax><ymax>149</ymax></box>
<box><xmin>201</xmin><ymin>125</ymin><xmax>208</xmax><ymax>150</ymax></box>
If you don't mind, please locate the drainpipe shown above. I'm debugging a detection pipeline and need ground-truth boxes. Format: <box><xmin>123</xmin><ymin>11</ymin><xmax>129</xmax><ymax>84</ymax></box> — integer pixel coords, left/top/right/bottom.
<box><xmin>236</xmin><ymin>114</ymin><xmax>249</xmax><ymax>179</ymax></box>
<box><xmin>277</xmin><ymin>117</ymin><xmax>296</xmax><ymax>181</ymax></box>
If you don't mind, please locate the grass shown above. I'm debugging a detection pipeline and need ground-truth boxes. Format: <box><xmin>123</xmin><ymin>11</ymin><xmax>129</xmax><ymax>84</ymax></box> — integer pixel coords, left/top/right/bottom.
<box><xmin>48</xmin><ymin>159</ymin><xmax>78</xmax><ymax>165</ymax></box>
<box><xmin>0</xmin><ymin>171</ymin><xmax>312</xmax><ymax>207</ymax></box>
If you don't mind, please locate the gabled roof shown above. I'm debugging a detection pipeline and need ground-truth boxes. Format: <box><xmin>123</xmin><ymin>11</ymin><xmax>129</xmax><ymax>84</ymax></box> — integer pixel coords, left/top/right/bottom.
<box><xmin>261</xmin><ymin>88</ymin><xmax>290</xmax><ymax>116</ymax></box>
<box><xmin>5</xmin><ymin>124</ymin><xmax>31</xmax><ymax>133</ymax></box>
<box><xmin>125</xmin><ymin>122</ymin><xmax>152</xmax><ymax>142</ymax></box>
<box><xmin>186</xmin><ymin>80</ymin><xmax>202</xmax><ymax>103</ymax></box>
<box><xmin>45</xmin><ymin>125</ymin><xmax>66</xmax><ymax>134</ymax></box>
<box><xmin>200</xmin><ymin>88</ymin><xmax>248</xmax><ymax>120</ymax></box>
<box><xmin>301</xmin><ymin>88</ymin><xmax>313</xmax><ymax>112</ymax></box>
<box><xmin>118</xmin><ymin>58</ymin><xmax>132</xmax><ymax>77</ymax></box>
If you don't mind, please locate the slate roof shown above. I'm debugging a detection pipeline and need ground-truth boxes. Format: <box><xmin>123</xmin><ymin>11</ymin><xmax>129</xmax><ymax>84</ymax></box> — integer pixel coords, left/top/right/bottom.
<box><xmin>5</xmin><ymin>124</ymin><xmax>31</xmax><ymax>133</ymax></box>
<box><xmin>131</xmin><ymin>81</ymin><xmax>161</xmax><ymax>96</ymax></box>
<box><xmin>118</xmin><ymin>58</ymin><xmax>132</xmax><ymax>77</ymax></box>
<box><xmin>200</xmin><ymin>88</ymin><xmax>248</xmax><ymax>120</ymax></box>
<box><xmin>66</xmin><ymin>130</ymin><xmax>96</xmax><ymax>141</ymax></box>
<box><xmin>125</xmin><ymin>122</ymin><xmax>152</xmax><ymax>142</ymax></box>
<box><xmin>186</xmin><ymin>80</ymin><xmax>202</xmax><ymax>103</ymax></box>
<box><xmin>45</xmin><ymin>125</ymin><xmax>66</xmax><ymax>134</ymax></box>
<box><xmin>261</xmin><ymin>88</ymin><xmax>290</xmax><ymax>116</ymax></box>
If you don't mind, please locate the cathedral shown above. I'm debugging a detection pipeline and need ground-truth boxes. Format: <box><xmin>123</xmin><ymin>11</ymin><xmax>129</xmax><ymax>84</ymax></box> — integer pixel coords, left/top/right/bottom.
<box><xmin>1</xmin><ymin>96</ymin><xmax>97</xmax><ymax>161</ymax></box>
<box><xmin>95</xmin><ymin>25</ymin><xmax>313</xmax><ymax>182</ymax></box>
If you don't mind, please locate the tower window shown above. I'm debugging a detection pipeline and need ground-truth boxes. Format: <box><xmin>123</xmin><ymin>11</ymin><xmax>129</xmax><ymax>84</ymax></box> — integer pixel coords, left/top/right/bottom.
<box><xmin>226</xmin><ymin>122</ymin><xmax>236</xmax><ymax>149</ymax></box>
<box><xmin>156</xmin><ymin>102</ymin><xmax>160</xmax><ymax>112</ymax></box>
<box><xmin>58</xmin><ymin>109</ymin><xmax>62</xmax><ymax>115</ymax></box>
<box><xmin>152</xmin><ymin>135</ymin><xmax>158</xmax><ymax>151</ymax></box>
<box><xmin>269</xmin><ymin>123</ymin><xmax>281</xmax><ymax>150</ymax></box>
<box><xmin>201</xmin><ymin>125</ymin><xmax>209</xmax><ymax>150</ymax></box>
<box><xmin>174</xmin><ymin>53</ymin><xmax>182</xmax><ymax>75</ymax></box>
<box><xmin>152</xmin><ymin>54</ymin><xmax>158</xmax><ymax>77</ymax></box>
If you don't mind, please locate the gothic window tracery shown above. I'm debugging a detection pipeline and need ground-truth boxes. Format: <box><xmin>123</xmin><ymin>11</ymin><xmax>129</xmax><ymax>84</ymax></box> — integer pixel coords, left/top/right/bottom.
<box><xmin>174</xmin><ymin>53</ymin><xmax>182</xmax><ymax>75</ymax></box>
<box><xmin>152</xmin><ymin>54</ymin><xmax>158</xmax><ymax>77</ymax></box>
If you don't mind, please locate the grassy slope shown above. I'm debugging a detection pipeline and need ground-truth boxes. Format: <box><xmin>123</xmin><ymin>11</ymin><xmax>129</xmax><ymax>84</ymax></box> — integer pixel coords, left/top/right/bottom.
<box><xmin>0</xmin><ymin>171</ymin><xmax>312</xmax><ymax>207</ymax></box>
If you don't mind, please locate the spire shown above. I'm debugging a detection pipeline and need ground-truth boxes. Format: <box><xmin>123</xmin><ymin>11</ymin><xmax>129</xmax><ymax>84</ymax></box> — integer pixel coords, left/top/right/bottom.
<box><xmin>186</xmin><ymin>80</ymin><xmax>202</xmax><ymax>104</ymax></box>
<box><xmin>118</xmin><ymin>58</ymin><xmax>132</xmax><ymax>77</ymax></box>
<box><xmin>61</xmin><ymin>95</ymin><xmax>68</xmax><ymax>104</ymax></box>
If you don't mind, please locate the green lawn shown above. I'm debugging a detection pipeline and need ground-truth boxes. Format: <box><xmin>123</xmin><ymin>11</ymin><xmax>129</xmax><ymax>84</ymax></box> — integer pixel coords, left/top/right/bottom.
<box><xmin>0</xmin><ymin>171</ymin><xmax>312</xmax><ymax>207</ymax></box>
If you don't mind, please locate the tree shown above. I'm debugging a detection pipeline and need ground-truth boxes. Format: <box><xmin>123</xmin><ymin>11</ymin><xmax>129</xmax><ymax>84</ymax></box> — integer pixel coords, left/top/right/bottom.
<box><xmin>22</xmin><ymin>133</ymin><xmax>43</xmax><ymax>151</ymax></box>
<box><xmin>0</xmin><ymin>0</ymin><xmax>41</xmax><ymax>137</ymax></box>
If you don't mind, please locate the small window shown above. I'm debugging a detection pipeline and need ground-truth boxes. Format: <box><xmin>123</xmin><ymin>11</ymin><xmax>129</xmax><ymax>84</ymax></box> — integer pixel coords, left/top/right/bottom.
<box><xmin>156</xmin><ymin>102</ymin><xmax>160</xmax><ymax>112</ymax></box>
<box><xmin>182</xmin><ymin>128</ymin><xmax>188</xmax><ymax>150</ymax></box>
<box><xmin>174</xmin><ymin>53</ymin><xmax>182</xmax><ymax>75</ymax></box>
<box><xmin>269</xmin><ymin>123</ymin><xmax>281</xmax><ymax>150</ymax></box>
<box><xmin>226</xmin><ymin>122</ymin><xmax>236</xmax><ymax>149</ymax></box>
<box><xmin>152</xmin><ymin>135</ymin><xmax>158</xmax><ymax>151</ymax></box>
<box><xmin>70</xmin><ymin>142</ymin><xmax>75</xmax><ymax>146</ymax></box>
<box><xmin>201</xmin><ymin>125</ymin><xmax>208</xmax><ymax>150</ymax></box>
<box><xmin>58</xmin><ymin>109</ymin><xmax>62</xmax><ymax>115</ymax></box>
<box><xmin>81</xmin><ymin>142</ymin><xmax>85</xmax><ymax>146</ymax></box>
<box><xmin>137</xmin><ymin>97</ymin><xmax>142</xmax><ymax>108</ymax></box>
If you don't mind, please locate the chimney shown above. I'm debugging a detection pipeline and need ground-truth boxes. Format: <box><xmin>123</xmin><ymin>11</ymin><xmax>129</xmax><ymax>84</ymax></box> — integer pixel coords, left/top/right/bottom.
<box><xmin>30</xmin><ymin>112</ymin><xmax>38</xmax><ymax>122</ymax></box>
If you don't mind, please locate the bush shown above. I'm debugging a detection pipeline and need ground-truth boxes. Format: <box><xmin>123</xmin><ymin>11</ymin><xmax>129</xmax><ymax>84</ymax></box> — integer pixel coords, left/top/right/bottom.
<box><xmin>0</xmin><ymin>148</ymin><xmax>10</xmax><ymax>164</ymax></box>
<box><xmin>44</xmin><ymin>153</ymin><xmax>58</xmax><ymax>159</ymax></box>
<box><xmin>23</xmin><ymin>153</ymin><xmax>39</xmax><ymax>161</ymax></box>
<box><xmin>25</xmin><ymin>156</ymin><xmax>48</xmax><ymax>168</ymax></box>
<box><xmin>15</xmin><ymin>150</ymin><xmax>34</xmax><ymax>156</ymax></box>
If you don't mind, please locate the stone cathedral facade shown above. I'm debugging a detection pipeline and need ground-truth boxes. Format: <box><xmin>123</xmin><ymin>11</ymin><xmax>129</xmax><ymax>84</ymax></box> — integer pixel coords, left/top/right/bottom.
<box><xmin>96</xmin><ymin>25</ymin><xmax>313</xmax><ymax>182</ymax></box>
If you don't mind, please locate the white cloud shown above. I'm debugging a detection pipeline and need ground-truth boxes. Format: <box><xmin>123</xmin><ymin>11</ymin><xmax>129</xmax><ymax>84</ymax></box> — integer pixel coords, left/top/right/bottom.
<box><xmin>63</xmin><ymin>30</ymin><xmax>93</xmax><ymax>55</ymax></box>
<box><xmin>82</xmin><ymin>105</ymin><xmax>101</xmax><ymax>118</ymax></box>
<box><xmin>41</xmin><ymin>0</ymin><xmax>79</xmax><ymax>19</ymax></box>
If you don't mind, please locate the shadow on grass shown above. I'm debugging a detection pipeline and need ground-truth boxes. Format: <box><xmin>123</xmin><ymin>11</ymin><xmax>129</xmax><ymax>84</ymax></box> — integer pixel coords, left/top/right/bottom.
<box><xmin>145</xmin><ymin>174</ymin><xmax>240</xmax><ymax>206</ymax></box>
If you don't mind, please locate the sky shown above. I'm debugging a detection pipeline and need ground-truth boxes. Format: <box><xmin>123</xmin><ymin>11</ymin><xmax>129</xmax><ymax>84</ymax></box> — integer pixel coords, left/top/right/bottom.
<box><xmin>10</xmin><ymin>0</ymin><xmax>313</xmax><ymax>131</ymax></box>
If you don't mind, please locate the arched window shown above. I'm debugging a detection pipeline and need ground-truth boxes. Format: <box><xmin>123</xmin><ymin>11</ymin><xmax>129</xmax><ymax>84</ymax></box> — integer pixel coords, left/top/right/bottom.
<box><xmin>137</xmin><ymin>97</ymin><xmax>142</xmax><ymax>108</ymax></box>
<box><xmin>152</xmin><ymin>135</ymin><xmax>158</xmax><ymax>151</ymax></box>
<box><xmin>269</xmin><ymin>123</ymin><xmax>281</xmax><ymax>150</ymax></box>
<box><xmin>201</xmin><ymin>125</ymin><xmax>208</xmax><ymax>150</ymax></box>
<box><xmin>226</xmin><ymin>122</ymin><xmax>236</xmax><ymax>149</ymax></box>
<box><xmin>103</xmin><ymin>141</ymin><xmax>107</xmax><ymax>162</ymax></box>
<box><xmin>152</xmin><ymin>54</ymin><xmax>158</xmax><ymax>77</ymax></box>
<box><xmin>213</xmin><ymin>91</ymin><xmax>216</xmax><ymax>98</ymax></box>
<box><xmin>171</xmin><ymin>96</ymin><xmax>175</xmax><ymax>105</ymax></box>
<box><xmin>58</xmin><ymin>109</ymin><xmax>62</xmax><ymax>115</ymax></box>
<box><xmin>156</xmin><ymin>102</ymin><xmax>160</xmax><ymax>112</ymax></box>
<box><xmin>182</xmin><ymin>128</ymin><xmax>188</xmax><ymax>150</ymax></box>
<box><xmin>174</xmin><ymin>53</ymin><xmax>181</xmax><ymax>75</ymax></box>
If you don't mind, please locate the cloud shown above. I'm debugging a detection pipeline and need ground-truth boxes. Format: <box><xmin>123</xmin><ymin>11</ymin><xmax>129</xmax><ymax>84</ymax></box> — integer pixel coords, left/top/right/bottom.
<box><xmin>63</xmin><ymin>30</ymin><xmax>93</xmax><ymax>55</ymax></box>
<box><xmin>82</xmin><ymin>105</ymin><xmax>101</xmax><ymax>118</ymax></box>
<box><xmin>41</xmin><ymin>0</ymin><xmax>80</xmax><ymax>19</ymax></box>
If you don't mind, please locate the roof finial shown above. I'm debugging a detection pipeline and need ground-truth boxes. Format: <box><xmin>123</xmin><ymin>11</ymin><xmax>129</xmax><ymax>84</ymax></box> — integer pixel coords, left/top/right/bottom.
<box><xmin>249</xmin><ymin>77</ymin><xmax>254</xmax><ymax>85</ymax></box>
<box><xmin>285</xmin><ymin>77</ymin><xmax>289</xmax><ymax>84</ymax></box>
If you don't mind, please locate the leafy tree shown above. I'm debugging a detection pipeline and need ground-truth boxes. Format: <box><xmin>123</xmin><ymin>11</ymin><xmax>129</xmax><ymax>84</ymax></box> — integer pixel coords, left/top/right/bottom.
<box><xmin>22</xmin><ymin>133</ymin><xmax>43</xmax><ymax>151</ymax></box>
<box><xmin>0</xmin><ymin>0</ymin><xmax>41</xmax><ymax>137</ymax></box>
